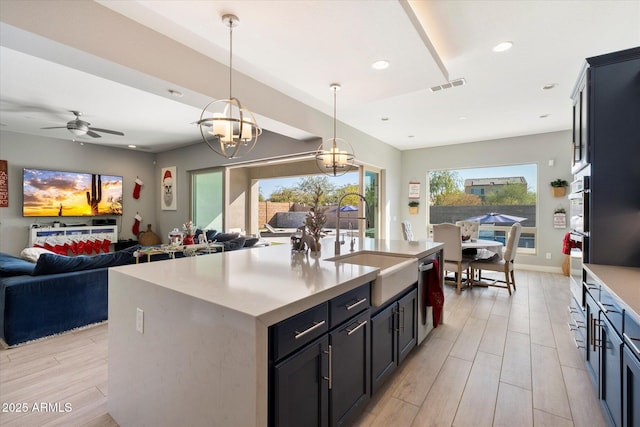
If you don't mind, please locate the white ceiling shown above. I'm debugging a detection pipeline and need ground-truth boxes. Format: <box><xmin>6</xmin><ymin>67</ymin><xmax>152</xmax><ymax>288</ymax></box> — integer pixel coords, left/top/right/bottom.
<box><xmin>1</xmin><ymin>0</ymin><xmax>639</xmax><ymax>153</ymax></box>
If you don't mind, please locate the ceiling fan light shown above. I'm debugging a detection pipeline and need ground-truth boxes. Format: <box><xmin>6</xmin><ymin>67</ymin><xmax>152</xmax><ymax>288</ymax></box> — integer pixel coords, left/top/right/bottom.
<box><xmin>68</xmin><ymin>128</ymin><xmax>86</xmax><ymax>136</ymax></box>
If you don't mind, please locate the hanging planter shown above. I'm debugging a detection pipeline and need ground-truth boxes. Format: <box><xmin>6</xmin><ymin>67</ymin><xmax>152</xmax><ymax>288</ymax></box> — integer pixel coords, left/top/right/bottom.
<box><xmin>550</xmin><ymin>179</ymin><xmax>568</xmax><ymax>197</ymax></box>
<box><xmin>408</xmin><ymin>200</ymin><xmax>419</xmax><ymax>215</ymax></box>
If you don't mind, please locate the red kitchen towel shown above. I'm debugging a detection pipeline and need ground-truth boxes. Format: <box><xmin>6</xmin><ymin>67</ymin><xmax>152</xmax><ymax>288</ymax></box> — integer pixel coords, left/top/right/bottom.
<box><xmin>422</xmin><ymin>259</ymin><xmax>444</xmax><ymax>328</ymax></box>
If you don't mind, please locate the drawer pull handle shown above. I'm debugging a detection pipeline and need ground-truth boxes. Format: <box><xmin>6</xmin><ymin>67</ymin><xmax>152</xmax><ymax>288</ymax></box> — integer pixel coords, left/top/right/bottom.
<box><xmin>568</xmin><ymin>322</ymin><xmax>577</xmax><ymax>331</ymax></box>
<box><xmin>294</xmin><ymin>320</ymin><xmax>326</xmax><ymax>340</ymax></box>
<box><xmin>623</xmin><ymin>333</ymin><xmax>640</xmax><ymax>356</ymax></box>
<box><xmin>572</xmin><ymin>335</ymin><xmax>585</xmax><ymax>349</ymax></box>
<box><xmin>346</xmin><ymin>320</ymin><xmax>367</xmax><ymax>336</ymax></box>
<box><xmin>345</xmin><ymin>298</ymin><xmax>367</xmax><ymax>311</ymax></box>
<box><xmin>568</xmin><ymin>305</ymin><xmax>578</xmax><ymax>314</ymax></box>
<box><xmin>323</xmin><ymin>344</ymin><xmax>333</xmax><ymax>390</ymax></box>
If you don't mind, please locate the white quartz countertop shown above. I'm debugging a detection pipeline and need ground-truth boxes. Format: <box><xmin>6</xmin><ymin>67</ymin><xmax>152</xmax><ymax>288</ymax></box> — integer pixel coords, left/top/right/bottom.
<box><xmin>584</xmin><ymin>263</ymin><xmax>640</xmax><ymax>320</ymax></box>
<box><xmin>110</xmin><ymin>237</ymin><xmax>443</xmax><ymax>326</ymax></box>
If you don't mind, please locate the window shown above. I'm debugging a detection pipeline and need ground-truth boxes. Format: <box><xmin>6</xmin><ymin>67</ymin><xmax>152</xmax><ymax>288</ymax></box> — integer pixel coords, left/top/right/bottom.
<box><xmin>192</xmin><ymin>169</ymin><xmax>224</xmax><ymax>232</ymax></box>
<box><xmin>428</xmin><ymin>164</ymin><xmax>537</xmax><ymax>254</ymax></box>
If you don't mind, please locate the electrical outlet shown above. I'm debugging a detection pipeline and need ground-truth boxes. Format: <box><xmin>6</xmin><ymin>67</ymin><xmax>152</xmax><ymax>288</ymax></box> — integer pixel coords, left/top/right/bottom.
<box><xmin>136</xmin><ymin>307</ymin><xmax>144</xmax><ymax>333</ymax></box>
<box><xmin>546</xmin><ymin>252</ymin><xmax>552</xmax><ymax>259</ymax></box>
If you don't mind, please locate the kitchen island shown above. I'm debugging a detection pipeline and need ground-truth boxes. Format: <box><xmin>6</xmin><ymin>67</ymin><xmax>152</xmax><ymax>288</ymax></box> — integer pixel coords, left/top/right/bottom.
<box><xmin>107</xmin><ymin>237</ymin><xmax>443</xmax><ymax>426</ymax></box>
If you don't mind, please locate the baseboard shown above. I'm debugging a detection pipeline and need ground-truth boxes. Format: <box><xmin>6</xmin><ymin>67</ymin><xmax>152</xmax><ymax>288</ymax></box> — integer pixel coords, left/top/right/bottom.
<box><xmin>517</xmin><ymin>263</ymin><xmax>564</xmax><ymax>274</ymax></box>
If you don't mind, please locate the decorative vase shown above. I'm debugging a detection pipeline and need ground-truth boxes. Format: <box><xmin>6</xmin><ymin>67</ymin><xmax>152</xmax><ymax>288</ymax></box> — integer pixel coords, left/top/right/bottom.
<box><xmin>183</xmin><ymin>234</ymin><xmax>194</xmax><ymax>245</ymax></box>
<box><xmin>138</xmin><ymin>224</ymin><xmax>161</xmax><ymax>246</ymax></box>
<box><xmin>312</xmin><ymin>239</ymin><xmax>321</xmax><ymax>254</ymax></box>
<box><xmin>552</xmin><ymin>187</ymin><xmax>566</xmax><ymax>197</ymax></box>
<box><xmin>409</xmin><ymin>206</ymin><xmax>419</xmax><ymax>215</ymax></box>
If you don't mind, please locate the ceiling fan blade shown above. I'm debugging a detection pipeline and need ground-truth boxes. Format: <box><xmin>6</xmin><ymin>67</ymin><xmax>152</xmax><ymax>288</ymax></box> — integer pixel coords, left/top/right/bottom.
<box><xmin>90</xmin><ymin>127</ymin><xmax>124</xmax><ymax>136</ymax></box>
<box><xmin>40</xmin><ymin>126</ymin><xmax>66</xmax><ymax>129</ymax></box>
<box><xmin>86</xmin><ymin>130</ymin><xmax>102</xmax><ymax>138</ymax></box>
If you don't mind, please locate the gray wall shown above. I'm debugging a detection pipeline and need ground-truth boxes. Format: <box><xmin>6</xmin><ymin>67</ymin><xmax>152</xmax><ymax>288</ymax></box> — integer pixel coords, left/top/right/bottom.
<box><xmin>0</xmin><ymin>130</ymin><xmax>157</xmax><ymax>255</ymax></box>
<box><xmin>401</xmin><ymin>130</ymin><xmax>573</xmax><ymax>272</ymax></box>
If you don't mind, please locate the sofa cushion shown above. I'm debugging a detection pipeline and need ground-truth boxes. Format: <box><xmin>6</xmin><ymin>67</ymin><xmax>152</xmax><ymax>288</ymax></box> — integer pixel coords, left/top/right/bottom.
<box><xmin>33</xmin><ymin>245</ymin><xmax>140</xmax><ymax>276</ymax></box>
<box><xmin>212</xmin><ymin>232</ymin><xmax>240</xmax><ymax>242</ymax></box>
<box><xmin>243</xmin><ymin>237</ymin><xmax>260</xmax><ymax>248</ymax></box>
<box><xmin>20</xmin><ymin>247</ymin><xmax>56</xmax><ymax>263</ymax></box>
<box><xmin>0</xmin><ymin>253</ymin><xmax>37</xmax><ymax>277</ymax></box>
<box><xmin>195</xmin><ymin>229</ymin><xmax>218</xmax><ymax>242</ymax></box>
<box><xmin>222</xmin><ymin>236</ymin><xmax>246</xmax><ymax>251</ymax></box>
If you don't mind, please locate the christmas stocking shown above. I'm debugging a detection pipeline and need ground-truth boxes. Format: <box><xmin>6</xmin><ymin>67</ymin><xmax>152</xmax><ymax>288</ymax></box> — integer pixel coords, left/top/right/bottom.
<box><xmin>133</xmin><ymin>177</ymin><xmax>143</xmax><ymax>199</ymax></box>
<box><xmin>133</xmin><ymin>213</ymin><xmax>142</xmax><ymax>236</ymax></box>
<box><xmin>93</xmin><ymin>238</ymin><xmax>102</xmax><ymax>254</ymax></box>
<box><xmin>101</xmin><ymin>238</ymin><xmax>111</xmax><ymax>253</ymax></box>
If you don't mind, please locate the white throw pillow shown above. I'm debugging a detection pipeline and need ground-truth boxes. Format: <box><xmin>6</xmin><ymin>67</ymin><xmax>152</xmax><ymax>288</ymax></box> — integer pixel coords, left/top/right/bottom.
<box><xmin>20</xmin><ymin>247</ymin><xmax>55</xmax><ymax>263</ymax></box>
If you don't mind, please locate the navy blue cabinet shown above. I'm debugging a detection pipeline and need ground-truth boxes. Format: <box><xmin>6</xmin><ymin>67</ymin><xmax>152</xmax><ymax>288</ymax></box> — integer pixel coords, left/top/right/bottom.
<box><xmin>623</xmin><ymin>342</ymin><xmax>640</xmax><ymax>427</ymax></box>
<box><xmin>272</xmin><ymin>337</ymin><xmax>329</xmax><ymax>427</ymax></box>
<box><xmin>371</xmin><ymin>287</ymin><xmax>417</xmax><ymax>395</ymax></box>
<box><xmin>269</xmin><ymin>283</ymin><xmax>371</xmax><ymax>427</ymax></box>
<box><xmin>601</xmin><ymin>315</ymin><xmax>622</xmax><ymax>427</ymax></box>
<box><xmin>329</xmin><ymin>310</ymin><xmax>370</xmax><ymax>427</ymax></box>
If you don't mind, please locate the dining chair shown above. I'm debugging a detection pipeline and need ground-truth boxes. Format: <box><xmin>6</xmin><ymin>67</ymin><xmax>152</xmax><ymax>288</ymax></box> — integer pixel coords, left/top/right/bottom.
<box><xmin>401</xmin><ymin>221</ymin><xmax>414</xmax><ymax>241</ymax></box>
<box><xmin>470</xmin><ymin>223</ymin><xmax>522</xmax><ymax>295</ymax></box>
<box><xmin>433</xmin><ymin>223</ymin><xmax>471</xmax><ymax>294</ymax></box>
<box><xmin>455</xmin><ymin>220</ymin><xmax>480</xmax><ymax>240</ymax></box>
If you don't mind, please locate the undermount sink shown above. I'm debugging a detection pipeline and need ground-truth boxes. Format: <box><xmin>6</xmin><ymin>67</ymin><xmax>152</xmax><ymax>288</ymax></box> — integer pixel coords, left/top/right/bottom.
<box><xmin>328</xmin><ymin>251</ymin><xmax>418</xmax><ymax>307</ymax></box>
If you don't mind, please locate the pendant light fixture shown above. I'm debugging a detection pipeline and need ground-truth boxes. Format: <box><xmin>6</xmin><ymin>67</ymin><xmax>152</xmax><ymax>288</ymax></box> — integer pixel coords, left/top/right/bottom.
<box><xmin>315</xmin><ymin>84</ymin><xmax>355</xmax><ymax>176</ymax></box>
<box><xmin>197</xmin><ymin>14</ymin><xmax>261</xmax><ymax>159</ymax></box>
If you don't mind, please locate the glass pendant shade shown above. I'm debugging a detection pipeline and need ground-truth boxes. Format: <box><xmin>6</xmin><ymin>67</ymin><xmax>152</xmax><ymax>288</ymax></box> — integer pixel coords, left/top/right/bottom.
<box><xmin>198</xmin><ymin>97</ymin><xmax>261</xmax><ymax>159</ymax></box>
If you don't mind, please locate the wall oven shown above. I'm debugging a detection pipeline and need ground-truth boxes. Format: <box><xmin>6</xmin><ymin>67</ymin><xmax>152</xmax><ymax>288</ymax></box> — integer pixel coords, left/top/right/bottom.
<box><xmin>568</xmin><ymin>174</ymin><xmax>590</xmax><ymax>236</ymax></box>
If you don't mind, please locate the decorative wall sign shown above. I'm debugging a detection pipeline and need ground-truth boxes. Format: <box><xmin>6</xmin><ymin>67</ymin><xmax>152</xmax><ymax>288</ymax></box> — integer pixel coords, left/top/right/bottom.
<box><xmin>553</xmin><ymin>213</ymin><xmax>566</xmax><ymax>229</ymax></box>
<box><xmin>161</xmin><ymin>166</ymin><xmax>177</xmax><ymax>210</ymax></box>
<box><xmin>0</xmin><ymin>160</ymin><xmax>8</xmax><ymax>208</ymax></box>
<box><xmin>408</xmin><ymin>181</ymin><xmax>420</xmax><ymax>199</ymax></box>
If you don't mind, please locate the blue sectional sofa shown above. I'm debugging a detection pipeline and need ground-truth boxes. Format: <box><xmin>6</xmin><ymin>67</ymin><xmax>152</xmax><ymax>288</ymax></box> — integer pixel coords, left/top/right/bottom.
<box><xmin>0</xmin><ymin>232</ymin><xmax>257</xmax><ymax>346</ymax></box>
<box><xmin>0</xmin><ymin>248</ymin><xmax>139</xmax><ymax>346</ymax></box>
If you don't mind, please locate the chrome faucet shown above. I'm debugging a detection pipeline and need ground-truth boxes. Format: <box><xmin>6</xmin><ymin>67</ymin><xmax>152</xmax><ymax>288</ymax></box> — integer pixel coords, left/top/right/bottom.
<box><xmin>335</xmin><ymin>193</ymin><xmax>368</xmax><ymax>255</ymax></box>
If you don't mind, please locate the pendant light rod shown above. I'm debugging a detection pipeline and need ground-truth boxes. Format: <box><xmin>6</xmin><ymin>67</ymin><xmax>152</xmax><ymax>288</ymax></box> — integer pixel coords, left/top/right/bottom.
<box><xmin>222</xmin><ymin>14</ymin><xmax>239</xmax><ymax>100</ymax></box>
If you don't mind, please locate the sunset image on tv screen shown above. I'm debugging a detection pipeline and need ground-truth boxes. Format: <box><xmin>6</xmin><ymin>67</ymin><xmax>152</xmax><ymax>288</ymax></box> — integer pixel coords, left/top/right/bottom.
<box><xmin>23</xmin><ymin>169</ymin><xmax>123</xmax><ymax>217</ymax></box>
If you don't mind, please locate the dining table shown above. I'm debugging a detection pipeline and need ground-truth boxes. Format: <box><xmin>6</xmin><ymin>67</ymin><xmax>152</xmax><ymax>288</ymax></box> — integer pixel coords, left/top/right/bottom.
<box><xmin>462</xmin><ymin>238</ymin><xmax>504</xmax><ymax>259</ymax></box>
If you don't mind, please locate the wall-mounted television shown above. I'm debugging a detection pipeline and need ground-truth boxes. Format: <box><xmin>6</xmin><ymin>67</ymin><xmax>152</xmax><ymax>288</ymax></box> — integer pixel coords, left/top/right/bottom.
<box><xmin>23</xmin><ymin>168</ymin><xmax>123</xmax><ymax>217</ymax></box>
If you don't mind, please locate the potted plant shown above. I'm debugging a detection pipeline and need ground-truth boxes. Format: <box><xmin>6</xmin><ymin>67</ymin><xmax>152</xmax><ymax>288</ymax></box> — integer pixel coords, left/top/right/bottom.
<box><xmin>304</xmin><ymin>186</ymin><xmax>327</xmax><ymax>253</ymax></box>
<box><xmin>408</xmin><ymin>200</ymin><xmax>419</xmax><ymax>215</ymax></box>
<box><xmin>550</xmin><ymin>179</ymin><xmax>569</xmax><ymax>197</ymax></box>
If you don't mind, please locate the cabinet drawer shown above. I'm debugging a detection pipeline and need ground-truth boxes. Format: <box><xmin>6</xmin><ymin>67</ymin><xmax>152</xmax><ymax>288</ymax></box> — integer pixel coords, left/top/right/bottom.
<box><xmin>271</xmin><ymin>302</ymin><xmax>329</xmax><ymax>361</ymax></box>
<box><xmin>330</xmin><ymin>283</ymin><xmax>370</xmax><ymax>328</ymax></box>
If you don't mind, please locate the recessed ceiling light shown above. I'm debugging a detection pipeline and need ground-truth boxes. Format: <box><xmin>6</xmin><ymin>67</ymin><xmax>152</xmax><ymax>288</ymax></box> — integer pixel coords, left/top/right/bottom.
<box><xmin>168</xmin><ymin>89</ymin><xmax>183</xmax><ymax>97</ymax></box>
<box><xmin>459</xmin><ymin>116</ymin><xmax>468</xmax><ymax>120</ymax></box>
<box><xmin>541</xmin><ymin>83</ymin><xmax>557</xmax><ymax>90</ymax></box>
<box><xmin>371</xmin><ymin>60</ymin><xmax>390</xmax><ymax>70</ymax></box>
<box><xmin>408</xmin><ymin>135</ymin><xmax>415</xmax><ymax>138</ymax></box>
<box><xmin>492</xmin><ymin>41</ymin><xmax>513</xmax><ymax>52</ymax></box>
<box><xmin>381</xmin><ymin>117</ymin><xmax>389</xmax><ymax>121</ymax></box>
<box><xmin>128</xmin><ymin>144</ymin><xmax>137</xmax><ymax>148</ymax></box>
<box><xmin>539</xmin><ymin>114</ymin><xmax>550</xmax><ymax>118</ymax></box>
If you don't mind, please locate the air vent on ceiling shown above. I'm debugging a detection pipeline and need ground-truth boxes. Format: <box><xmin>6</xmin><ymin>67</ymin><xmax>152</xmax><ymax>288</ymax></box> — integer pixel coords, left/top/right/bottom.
<box><xmin>429</xmin><ymin>78</ymin><xmax>466</xmax><ymax>92</ymax></box>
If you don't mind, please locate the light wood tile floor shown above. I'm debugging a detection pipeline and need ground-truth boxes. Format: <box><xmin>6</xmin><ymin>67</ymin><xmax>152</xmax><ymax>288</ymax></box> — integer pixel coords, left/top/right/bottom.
<box><xmin>0</xmin><ymin>270</ymin><xmax>608</xmax><ymax>426</ymax></box>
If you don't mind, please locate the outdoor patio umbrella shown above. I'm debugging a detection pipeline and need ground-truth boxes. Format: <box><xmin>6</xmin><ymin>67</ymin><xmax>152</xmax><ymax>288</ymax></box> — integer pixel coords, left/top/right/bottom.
<box><xmin>330</xmin><ymin>205</ymin><xmax>358</xmax><ymax>212</ymax></box>
<box><xmin>464</xmin><ymin>212</ymin><xmax>527</xmax><ymax>224</ymax></box>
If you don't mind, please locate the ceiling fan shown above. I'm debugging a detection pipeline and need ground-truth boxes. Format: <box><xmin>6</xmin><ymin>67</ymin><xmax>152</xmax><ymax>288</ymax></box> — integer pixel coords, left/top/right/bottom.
<box><xmin>41</xmin><ymin>110</ymin><xmax>124</xmax><ymax>138</ymax></box>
